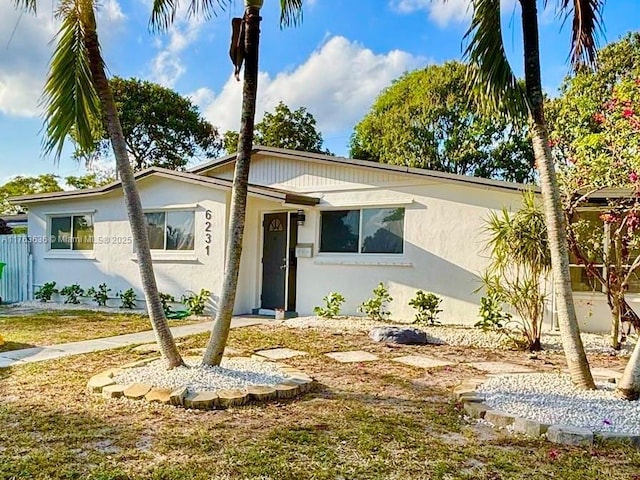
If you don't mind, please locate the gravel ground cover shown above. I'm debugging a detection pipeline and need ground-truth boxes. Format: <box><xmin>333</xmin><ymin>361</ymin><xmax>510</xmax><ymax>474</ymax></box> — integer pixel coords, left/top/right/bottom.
<box><xmin>478</xmin><ymin>373</ymin><xmax>640</xmax><ymax>435</ymax></box>
<box><xmin>283</xmin><ymin>316</ymin><xmax>637</xmax><ymax>356</ymax></box>
<box><xmin>113</xmin><ymin>357</ymin><xmax>289</xmax><ymax>393</ymax></box>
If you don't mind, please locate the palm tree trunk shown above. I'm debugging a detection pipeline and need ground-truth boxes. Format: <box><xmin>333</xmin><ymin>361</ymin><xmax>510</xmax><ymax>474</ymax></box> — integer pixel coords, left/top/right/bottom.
<box><xmin>617</xmin><ymin>334</ymin><xmax>640</xmax><ymax>400</ymax></box>
<box><xmin>519</xmin><ymin>0</ymin><xmax>595</xmax><ymax>389</ymax></box>
<box><xmin>84</xmin><ymin>10</ymin><xmax>183</xmax><ymax>368</ymax></box>
<box><xmin>201</xmin><ymin>4</ymin><xmax>261</xmax><ymax>366</ymax></box>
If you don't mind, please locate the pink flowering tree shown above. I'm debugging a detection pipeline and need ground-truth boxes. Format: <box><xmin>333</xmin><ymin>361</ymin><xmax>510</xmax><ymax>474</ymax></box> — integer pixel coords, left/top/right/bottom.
<box><xmin>548</xmin><ymin>34</ymin><xmax>640</xmax><ymax>350</ymax></box>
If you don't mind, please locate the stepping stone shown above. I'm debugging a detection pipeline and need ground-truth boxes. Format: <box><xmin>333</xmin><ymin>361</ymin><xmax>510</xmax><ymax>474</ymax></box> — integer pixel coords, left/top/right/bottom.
<box><xmin>254</xmin><ymin>348</ymin><xmax>308</xmax><ymax>360</ymax></box>
<box><xmin>185</xmin><ymin>391</ymin><xmax>219</xmax><ymax>410</ymax></box>
<box><xmin>325</xmin><ymin>350</ymin><xmax>379</xmax><ymax>363</ymax></box>
<box><xmin>169</xmin><ymin>386</ymin><xmax>188</xmax><ymax>406</ymax></box>
<box><xmin>217</xmin><ymin>389</ymin><xmax>248</xmax><ymax>407</ymax></box>
<box><xmin>145</xmin><ymin>388</ymin><xmax>173</xmax><ymax>404</ymax></box>
<box><xmin>87</xmin><ymin>375</ymin><xmax>115</xmax><ymax>393</ymax></box>
<box><xmin>392</xmin><ymin>355</ymin><xmax>455</xmax><ymax>369</ymax></box>
<box><xmin>246</xmin><ymin>385</ymin><xmax>278</xmax><ymax>401</ymax></box>
<box><xmin>123</xmin><ymin>383</ymin><xmax>153</xmax><ymax>400</ymax></box>
<box><xmin>102</xmin><ymin>384</ymin><xmax>128</xmax><ymax>399</ymax></box>
<box><xmin>469</xmin><ymin>362</ymin><xmax>534</xmax><ymax>374</ymax></box>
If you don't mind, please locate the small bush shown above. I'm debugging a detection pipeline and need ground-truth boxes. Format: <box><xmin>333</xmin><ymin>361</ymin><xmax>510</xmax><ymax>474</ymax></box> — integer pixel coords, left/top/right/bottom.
<box><xmin>159</xmin><ymin>292</ymin><xmax>175</xmax><ymax>315</ymax></box>
<box><xmin>358</xmin><ymin>282</ymin><xmax>393</xmax><ymax>321</ymax></box>
<box><xmin>409</xmin><ymin>290</ymin><xmax>442</xmax><ymax>325</ymax></box>
<box><xmin>60</xmin><ymin>284</ymin><xmax>84</xmax><ymax>304</ymax></box>
<box><xmin>118</xmin><ymin>288</ymin><xmax>137</xmax><ymax>309</ymax></box>
<box><xmin>313</xmin><ymin>292</ymin><xmax>345</xmax><ymax>318</ymax></box>
<box><xmin>182</xmin><ymin>289</ymin><xmax>211</xmax><ymax>315</ymax></box>
<box><xmin>34</xmin><ymin>282</ymin><xmax>58</xmax><ymax>302</ymax></box>
<box><xmin>87</xmin><ymin>283</ymin><xmax>111</xmax><ymax>307</ymax></box>
<box><xmin>475</xmin><ymin>291</ymin><xmax>511</xmax><ymax>333</ymax></box>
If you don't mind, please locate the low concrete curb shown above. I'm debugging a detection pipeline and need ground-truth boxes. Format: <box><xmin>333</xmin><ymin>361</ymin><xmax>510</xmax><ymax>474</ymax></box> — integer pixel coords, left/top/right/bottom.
<box><xmin>87</xmin><ymin>356</ymin><xmax>315</xmax><ymax>411</ymax></box>
<box><xmin>453</xmin><ymin>376</ymin><xmax>639</xmax><ymax>449</ymax></box>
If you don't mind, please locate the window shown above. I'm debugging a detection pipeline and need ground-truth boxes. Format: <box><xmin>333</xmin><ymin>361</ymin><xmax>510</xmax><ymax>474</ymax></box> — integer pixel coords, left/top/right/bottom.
<box><xmin>320</xmin><ymin>207</ymin><xmax>404</xmax><ymax>254</ymax></box>
<box><xmin>50</xmin><ymin>214</ymin><xmax>94</xmax><ymax>250</ymax></box>
<box><xmin>144</xmin><ymin>211</ymin><xmax>195</xmax><ymax>251</ymax></box>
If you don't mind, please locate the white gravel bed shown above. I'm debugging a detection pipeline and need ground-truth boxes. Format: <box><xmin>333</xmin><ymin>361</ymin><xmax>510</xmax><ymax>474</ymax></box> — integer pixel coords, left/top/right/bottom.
<box><xmin>1</xmin><ymin>300</ymin><xmax>147</xmax><ymax>314</ymax></box>
<box><xmin>283</xmin><ymin>316</ymin><xmax>637</xmax><ymax>356</ymax></box>
<box><xmin>478</xmin><ymin>373</ymin><xmax>640</xmax><ymax>435</ymax></box>
<box><xmin>113</xmin><ymin>357</ymin><xmax>289</xmax><ymax>394</ymax></box>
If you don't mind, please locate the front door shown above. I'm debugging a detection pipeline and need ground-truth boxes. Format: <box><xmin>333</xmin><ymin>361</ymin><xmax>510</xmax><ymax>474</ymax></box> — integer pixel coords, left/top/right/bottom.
<box><xmin>261</xmin><ymin>213</ymin><xmax>288</xmax><ymax>309</ymax></box>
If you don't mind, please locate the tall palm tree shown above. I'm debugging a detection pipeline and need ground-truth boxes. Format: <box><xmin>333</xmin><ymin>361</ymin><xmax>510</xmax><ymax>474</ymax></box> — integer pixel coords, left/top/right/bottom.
<box><xmin>151</xmin><ymin>0</ymin><xmax>303</xmax><ymax>366</ymax></box>
<box><xmin>463</xmin><ymin>0</ymin><xmax>603</xmax><ymax>389</ymax></box>
<box><xmin>16</xmin><ymin>0</ymin><xmax>184</xmax><ymax>368</ymax></box>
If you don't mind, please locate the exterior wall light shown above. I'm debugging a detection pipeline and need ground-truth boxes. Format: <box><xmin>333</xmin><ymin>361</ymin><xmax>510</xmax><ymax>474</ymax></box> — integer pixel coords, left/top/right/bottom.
<box><xmin>296</xmin><ymin>210</ymin><xmax>306</xmax><ymax>226</ymax></box>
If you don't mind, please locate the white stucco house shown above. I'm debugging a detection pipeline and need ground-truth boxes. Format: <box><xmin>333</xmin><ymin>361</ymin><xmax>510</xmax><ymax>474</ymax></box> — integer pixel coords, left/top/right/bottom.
<box><xmin>11</xmin><ymin>146</ymin><xmax>617</xmax><ymax>332</ymax></box>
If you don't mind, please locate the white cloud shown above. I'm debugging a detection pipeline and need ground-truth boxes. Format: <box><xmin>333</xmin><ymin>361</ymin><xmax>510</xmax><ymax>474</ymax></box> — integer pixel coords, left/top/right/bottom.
<box><xmin>193</xmin><ymin>36</ymin><xmax>426</xmax><ymax>136</ymax></box>
<box><xmin>0</xmin><ymin>1</ymin><xmax>127</xmax><ymax>118</ymax></box>
<box><xmin>390</xmin><ymin>0</ymin><xmax>517</xmax><ymax>28</ymax></box>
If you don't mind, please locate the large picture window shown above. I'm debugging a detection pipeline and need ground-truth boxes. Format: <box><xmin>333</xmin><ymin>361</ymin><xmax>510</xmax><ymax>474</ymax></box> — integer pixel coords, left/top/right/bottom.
<box><xmin>50</xmin><ymin>214</ymin><xmax>94</xmax><ymax>250</ymax></box>
<box><xmin>320</xmin><ymin>207</ymin><xmax>404</xmax><ymax>254</ymax></box>
<box><xmin>144</xmin><ymin>210</ymin><xmax>195</xmax><ymax>251</ymax></box>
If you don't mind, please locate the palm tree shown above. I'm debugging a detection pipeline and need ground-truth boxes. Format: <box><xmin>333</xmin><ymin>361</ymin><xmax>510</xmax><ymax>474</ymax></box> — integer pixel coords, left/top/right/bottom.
<box><xmin>463</xmin><ymin>0</ymin><xmax>603</xmax><ymax>389</ymax></box>
<box><xmin>151</xmin><ymin>0</ymin><xmax>303</xmax><ymax>366</ymax></box>
<box><xmin>17</xmin><ymin>0</ymin><xmax>184</xmax><ymax>368</ymax></box>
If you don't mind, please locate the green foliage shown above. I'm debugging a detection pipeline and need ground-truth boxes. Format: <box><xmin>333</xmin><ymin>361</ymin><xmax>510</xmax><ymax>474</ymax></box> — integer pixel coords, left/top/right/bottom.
<box><xmin>475</xmin><ymin>289</ymin><xmax>512</xmax><ymax>333</ymax></box>
<box><xmin>313</xmin><ymin>292</ymin><xmax>345</xmax><ymax>319</ymax></box>
<box><xmin>0</xmin><ymin>174</ymin><xmax>62</xmax><ymax>214</ymax></box>
<box><xmin>118</xmin><ymin>288</ymin><xmax>138</xmax><ymax>309</ymax></box>
<box><xmin>73</xmin><ymin>77</ymin><xmax>221</xmax><ymax>170</ymax></box>
<box><xmin>65</xmin><ymin>173</ymin><xmax>113</xmax><ymax>190</ymax></box>
<box><xmin>159</xmin><ymin>292</ymin><xmax>176</xmax><ymax>315</ymax></box>
<box><xmin>86</xmin><ymin>283</ymin><xmax>111</xmax><ymax>307</ymax></box>
<box><xmin>60</xmin><ymin>284</ymin><xmax>85</xmax><ymax>304</ymax></box>
<box><xmin>349</xmin><ymin>62</ymin><xmax>534</xmax><ymax>183</ymax></box>
<box><xmin>408</xmin><ymin>291</ymin><xmax>442</xmax><ymax>325</ymax></box>
<box><xmin>358</xmin><ymin>282</ymin><xmax>393</xmax><ymax>321</ymax></box>
<box><xmin>34</xmin><ymin>282</ymin><xmax>58</xmax><ymax>303</ymax></box>
<box><xmin>224</xmin><ymin>101</ymin><xmax>330</xmax><ymax>155</ymax></box>
<box><xmin>482</xmin><ymin>191</ymin><xmax>550</xmax><ymax>351</ymax></box>
<box><xmin>181</xmin><ymin>289</ymin><xmax>211</xmax><ymax>315</ymax></box>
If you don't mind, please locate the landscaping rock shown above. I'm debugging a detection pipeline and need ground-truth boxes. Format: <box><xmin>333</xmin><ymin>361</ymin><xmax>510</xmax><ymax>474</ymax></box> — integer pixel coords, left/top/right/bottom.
<box><xmin>596</xmin><ymin>431</ymin><xmax>640</xmax><ymax>446</ymax></box>
<box><xmin>246</xmin><ymin>385</ymin><xmax>278</xmax><ymax>401</ymax></box>
<box><xmin>274</xmin><ymin>383</ymin><xmax>299</xmax><ymax>399</ymax></box>
<box><xmin>547</xmin><ymin>425</ymin><xmax>594</xmax><ymax>447</ymax></box>
<box><xmin>186</xmin><ymin>391</ymin><xmax>219</xmax><ymax>410</ymax></box>
<box><xmin>512</xmin><ymin>417</ymin><xmax>549</xmax><ymax>437</ymax></box>
<box><xmin>145</xmin><ymin>388</ymin><xmax>173</xmax><ymax>404</ymax></box>
<box><xmin>484</xmin><ymin>410</ymin><xmax>516</xmax><ymax>428</ymax></box>
<box><xmin>463</xmin><ymin>402</ymin><xmax>490</xmax><ymax>419</ymax></box>
<box><xmin>369</xmin><ymin>326</ymin><xmax>429</xmax><ymax>345</ymax></box>
<box><xmin>123</xmin><ymin>383</ymin><xmax>153</xmax><ymax>400</ymax></box>
<box><xmin>217</xmin><ymin>388</ymin><xmax>248</xmax><ymax>407</ymax></box>
<box><xmin>102</xmin><ymin>384</ymin><xmax>127</xmax><ymax>399</ymax></box>
<box><xmin>169</xmin><ymin>386</ymin><xmax>188</xmax><ymax>406</ymax></box>
<box><xmin>87</xmin><ymin>375</ymin><xmax>115</xmax><ymax>393</ymax></box>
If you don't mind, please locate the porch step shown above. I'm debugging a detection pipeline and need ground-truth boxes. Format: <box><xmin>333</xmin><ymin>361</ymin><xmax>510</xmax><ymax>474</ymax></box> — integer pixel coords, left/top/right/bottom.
<box><xmin>251</xmin><ymin>308</ymin><xmax>298</xmax><ymax>319</ymax></box>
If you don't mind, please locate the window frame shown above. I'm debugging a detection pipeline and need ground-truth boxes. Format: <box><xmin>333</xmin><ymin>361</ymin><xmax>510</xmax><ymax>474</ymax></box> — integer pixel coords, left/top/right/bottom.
<box><xmin>318</xmin><ymin>206</ymin><xmax>405</xmax><ymax>255</ymax></box>
<box><xmin>48</xmin><ymin>213</ymin><xmax>94</xmax><ymax>252</ymax></box>
<box><xmin>143</xmin><ymin>209</ymin><xmax>196</xmax><ymax>252</ymax></box>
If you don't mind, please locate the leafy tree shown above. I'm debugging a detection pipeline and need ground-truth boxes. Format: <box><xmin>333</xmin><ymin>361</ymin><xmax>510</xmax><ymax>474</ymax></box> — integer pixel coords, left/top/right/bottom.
<box><xmin>75</xmin><ymin>77</ymin><xmax>221</xmax><ymax>171</ymax></box>
<box><xmin>350</xmin><ymin>62</ymin><xmax>535</xmax><ymax>182</ymax></box>
<box><xmin>18</xmin><ymin>0</ymin><xmax>184</xmax><ymax>368</ymax></box>
<box><xmin>0</xmin><ymin>174</ymin><xmax>62</xmax><ymax>214</ymax></box>
<box><xmin>65</xmin><ymin>172</ymin><xmax>113</xmax><ymax>189</ymax></box>
<box><xmin>223</xmin><ymin>101</ymin><xmax>329</xmax><ymax>154</ymax></box>
<box><xmin>462</xmin><ymin>0</ymin><xmax>600</xmax><ymax>390</ymax></box>
<box><xmin>548</xmin><ymin>33</ymin><xmax>640</xmax><ymax>397</ymax></box>
<box><xmin>152</xmin><ymin>0</ymin><xmax>303</xmax><ymax>367</ymax></box>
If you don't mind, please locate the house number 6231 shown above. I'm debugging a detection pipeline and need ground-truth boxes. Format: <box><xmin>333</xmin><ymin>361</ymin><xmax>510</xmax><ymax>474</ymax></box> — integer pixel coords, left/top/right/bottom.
<box><xmin>204</xmin><ymin>209</ymin><xmax>212</xmax><ymax>255</ymax></box>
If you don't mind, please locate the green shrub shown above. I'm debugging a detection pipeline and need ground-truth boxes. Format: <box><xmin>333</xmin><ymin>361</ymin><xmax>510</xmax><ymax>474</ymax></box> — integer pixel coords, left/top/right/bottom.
<box><xmin>358</xmin><ymin>282</ymin><xmax>392</xmax><ymax>321</ymax></box>
<box><xmin>118</xmin><ymin>288</ymin><xmax>137</xmax><ymax>309</ymax></box>
<box><xmin>60</xmin><ymin>284</ymin><xmax>84</xmax><ymax>304</ymax></box>
<box><xmin>159</xmin><ymin>292</ymin><xmax>176</xmax><ymax>315</ymax></box>
<box><xmin>182</xmin><ymin>289</ymin><xmax>211</xmax><ymax>315</ymax></box>
<box><xmin>475</xmin><ymin>290</ymin><xmax>512</xmax><ymax>333</ymax></box>
<box><xmin>34</xmin><ymin>282</ymin><xmax>58</xmax><ymax>303</ymax></box>
<box><xmin>313</xmin><ymin>292</ymin><xmax>345</xmax><ymax>318</ymax></box>
<box><xmin>87</xmin><ymin>283</ymin><xmax>111</xmax><ymax>307</ymax></box>
<box><xmin>409</xmin><ymin>290</ymin><xmax>442</xmax><ymax>325</ymax></box>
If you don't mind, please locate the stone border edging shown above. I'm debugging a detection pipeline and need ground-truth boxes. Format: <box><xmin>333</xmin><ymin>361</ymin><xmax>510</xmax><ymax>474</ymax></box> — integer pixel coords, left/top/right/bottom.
<box><xmin>87</xmin><ymin>356</ymin><xmax>315</xmax><ymax>410</ymax></box>
<box><xmin>453</xmin><ymin>377</ymin><xmax>640</xmax><ymax>448</ymax></box>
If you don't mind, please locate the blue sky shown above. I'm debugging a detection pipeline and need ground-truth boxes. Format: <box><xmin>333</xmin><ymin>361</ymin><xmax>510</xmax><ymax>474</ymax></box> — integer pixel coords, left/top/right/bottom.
<box><xmin>0</xmin><ymin>0</ymin><xmax>638</xmax><ymax>185</ymax></box>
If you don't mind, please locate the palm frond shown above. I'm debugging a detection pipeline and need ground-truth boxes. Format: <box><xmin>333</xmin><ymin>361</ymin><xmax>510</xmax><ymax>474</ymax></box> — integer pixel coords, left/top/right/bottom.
<box><xmin>42</xmin><ymin>0</ymin><xmax>102</xmax><ymax>160</ymax></box>
<box><xmin>463</xmin><ymin>0</ymin><xmax>529</xmax><ymax>119</ymax></box>
<box><xmin>280</xmin><ymin>0</ymin><xmax>303</xmax><ymax>28</ymax></box>
<box><xmin>150</xmin><ymin>0</ymin><xmax>179</xmax><ymax>31</ymax></box>
<box><xmin>187</xmin><ymin>0</ymin><xmax>229</xmax><ymax>23</ymax></box>
<box><xmin>558</xmin><ymin>0</ymin><xmax>605</xmax><ymax>69</ymax></box>
<box><xmin>12</xmin><ymin>0</ymin><xmax>37</xmax><ymax>13</ymax></box>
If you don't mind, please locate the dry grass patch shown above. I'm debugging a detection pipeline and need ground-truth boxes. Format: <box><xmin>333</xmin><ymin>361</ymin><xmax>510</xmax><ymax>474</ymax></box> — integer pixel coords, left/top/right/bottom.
<box><xmin>0</xmin><ymin>324</ymin><xmax>639</xmax><ymax>479</ymax></box>
<box><xmin>0</xmin><ymin>311</ymin><xmax>201</xmax><ymax>351</ymax></box>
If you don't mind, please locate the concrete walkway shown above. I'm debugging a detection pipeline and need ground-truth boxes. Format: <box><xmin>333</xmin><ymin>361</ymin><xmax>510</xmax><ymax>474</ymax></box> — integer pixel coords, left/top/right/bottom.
<box><xmin>0</xmin><ymin>317</ymin><xmax>268</xmax><ymax>368</ymax></box>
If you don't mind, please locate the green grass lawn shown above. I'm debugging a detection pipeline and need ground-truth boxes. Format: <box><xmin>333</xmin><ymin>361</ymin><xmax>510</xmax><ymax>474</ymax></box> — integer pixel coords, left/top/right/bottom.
<box><xmin>0</xmin><ymin>323</ymin><xmax>638</xmax><ymax>479</ymax></box>
<box><xmin>0</xmin><ymin>310</ymin><xmax>201</xmax><ymax>351</ymax></box>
